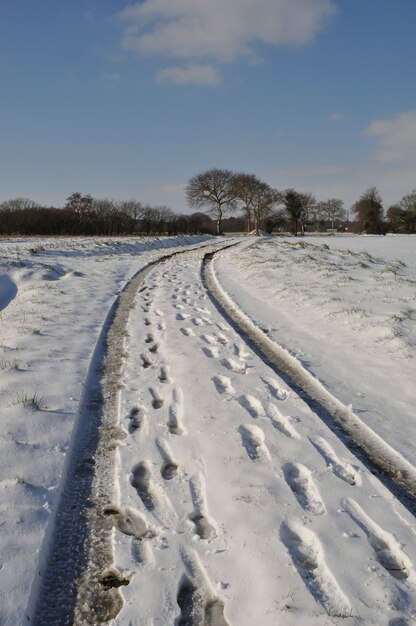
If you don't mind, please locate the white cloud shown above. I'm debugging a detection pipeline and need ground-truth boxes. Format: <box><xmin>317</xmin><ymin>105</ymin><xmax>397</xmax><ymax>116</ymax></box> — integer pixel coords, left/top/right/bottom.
<box><xmin>118</xmin><ymin>0</ymin><xmax>336</xmax><ymax>82</ymax></box>
<box><xmin>155</xmin><ymin>63</ymin><xmax>222</xmax><ymax>86</ymax></box>
<box><xmin>329</xmin><ymin>112</ymin><xmax>348</xmax><ymax>122</ymax></box>
<box><xmin>365</xmin><ymin>110</ymin><xmax>416</xmax><ymax>163</ymax></box>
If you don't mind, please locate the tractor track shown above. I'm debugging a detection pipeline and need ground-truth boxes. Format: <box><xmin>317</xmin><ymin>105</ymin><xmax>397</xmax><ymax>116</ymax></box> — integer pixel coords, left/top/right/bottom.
<box><xmin>201</xmin><ymin>247</ymin><xmax>416</xmax><ymax>517</ymax></box>
<box><xmin>29</xmin><ymin>239</ymin><xmax>233</xmax><ymax>626</ymax></box>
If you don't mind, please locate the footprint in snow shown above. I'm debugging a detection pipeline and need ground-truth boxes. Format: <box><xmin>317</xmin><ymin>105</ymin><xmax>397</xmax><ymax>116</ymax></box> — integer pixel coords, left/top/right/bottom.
<box><xmin>280</xmin><ymin>520</ymin><xmax>352</xmax><ymax>617</ymax></box>
<box><xmin>130</xmin><ymin>461</ymin><xmax>161</xmax><ymax>510</ymax></box>
<box><xmin>216</xmin><ymin>332</ymin><xmax>229</xmax><ymax>345</ymax></box>
<box><xmin>221</xmin><ymin>357</ymin><xmax>247</xmax><ymax>374</ymax></box>
<box><xmin>159</xmin><ymin>365</ymin><xmax>171</xmax><ymax>384</ymax></box>
<box><xmin>148</xmin><ymin>341</ymin><xmax>160</xmax><ymax>354</ymax></box>
<box><xmin>216</xmin><ymin>321</ymin><xmax>228</xmax><ymax>331</ymax></box>
<box><xmin>180</xmin><ymin>327</ymin><xmax>195</xmax><ymax>337</ymax></box>
<box><xmin>128</xmin><ymin>405</ymin><xmax>147</xmax><ymax>432</ymax></box>
<box><xmin>131</xmin><ymin>461</ymin><xmax>177</xmax><ymax>526</ymax></box>
<box><xmin>212</xmin><ymin>375</ymin><xmax>235</xmax><ymax>395</ymax></box>
<box><xmin>262</xmin><ymin>376</ymin><xmax>289</xmax><ymax>401</ymax></box>
<box><xmin>141</xmin><ymin>350</ymin><xmax>154</xmax><ymax>368</ymax></box>
<box><xmin>189</xmin><ymin>473</ymin><xmax>217</xmax><ymax>540</ymax></box>
<box><xmin>238</xmin><ymin>394</ymin><xmax>265</xmax><ymax>418</ymax></box>
<box><xmin>149</xmin><ymin>387</ymin><xmax>165</xmax><ymax>409</ymax></box>
<box><xmin>310</xmin><ymin>437</ymin><xmax>358</xmax><ymax>485</ymax></box>
<box><xmin>266</xmin><ymin>403</ymin><xmax>300</xmax><ymax>439</ymax></box>
<box><xmin>103</xmin><ymin>504</ymin><xmax>156</xmax><ymax>541</ymax></box>
<box><xmin>176</xmin><ymin>312</ymin><xmax>191</xmax><ymax>321</ymax></box>
<box><xmin>156</xmin><ymin>438</ymin><xmax>179</xmax><ymax>480</ymax></box>
<box><xmin>234</xmin><ymin>343</ymin><xmax>250</xmax><ymax>359</ymax></box>
<box><xmin>176</xmin><ymin>548</ymin><xmax>229</xmax><ymax>626</ymax></box>
<box><xmin>201</xmin><ymin>334</ymin><xmax>219</xmax><ymax>346</ymax></box>
<box><xmin>341</xmin><ymin>497</ymin><xmax>411</xmax><ymax>579</ymax></box>
<box><xmin>283</xmin><ymin>462</ymin><xmax>325</xmax><ymax>516</ymax></box>
<box><xmin>202</xmin><ymin>346</ymin><xmax>220</xmax><ymax>359</ymax></box>
<box><xmin>131</xmin><ymin>537</ymin><xmax>156</xmax><ymax>568</ymax></box>
<box><xmin>239</xmin><ymin>424</ymin><xmax>270</xmax><ymax>461</ymax></box>
<box><xmin>168</xmin><ymin>387</ymin><xmax>186</xmax><ymax>435</ymax></box>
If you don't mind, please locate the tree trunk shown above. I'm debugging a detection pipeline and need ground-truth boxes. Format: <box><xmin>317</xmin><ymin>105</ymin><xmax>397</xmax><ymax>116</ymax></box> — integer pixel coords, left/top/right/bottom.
<box><xmin>216</xmin><ymin>210</ymin><xmax>222</xmax><ymax>236</ymax></box>
<box><xmin>254</xmin><ymin>214</ymin><xmax>260</xmax><ymax>236</ymax></box>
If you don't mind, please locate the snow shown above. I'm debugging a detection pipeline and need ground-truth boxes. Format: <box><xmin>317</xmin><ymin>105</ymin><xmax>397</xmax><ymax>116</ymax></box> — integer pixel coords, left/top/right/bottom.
<box><xmin>0</xmin><ymin>234</ymin><xmax>416</xmax><ymax>625</ymax></box>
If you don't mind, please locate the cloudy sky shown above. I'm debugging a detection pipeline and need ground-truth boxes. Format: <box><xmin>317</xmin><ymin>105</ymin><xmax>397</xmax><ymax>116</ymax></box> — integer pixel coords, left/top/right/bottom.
<box><xmin>1</xmin><ymin>0</ymin><xmax>415</xmax><ymax>212</ymax></box>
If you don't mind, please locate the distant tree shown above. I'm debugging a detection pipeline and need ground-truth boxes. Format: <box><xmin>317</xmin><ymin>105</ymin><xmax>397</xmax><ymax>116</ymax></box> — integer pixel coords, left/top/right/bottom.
<box><xmin>186</xmin><ymin>168</ymin><xmax>237</xmax><ymax>235</ymax></box>
<box><xmin>282</xmin><ymin>189</ymin><xmax>315</xmax><ymax>235</ymax></box>
<box><xmin>386</xmin><ymin>205</ymin><xmax>405</xmax><ymax>233</ymax></box>
<box><xmin>352</xmin><ymin>187</ymin><xmax>384</xmax><ymax>233</ymax></box>
<box><xmin>399</xmin><ymin>190</ymin><xmax>416</xmax><ymax>233</ymax></box>
<box><xmin>263</xmin><ymin>208</ymin><xmax>287</xmax><ymax>234</ymax></box>
<box><xmin>233</xmin><ymin>173</ymin><xmax>281</xmax><ymax>235</ymax></box>
<box><xmin>283</xmin><ymin>189</ymin><xmax>302</xmax><ymax>235</ymax></box>
<box><xmin>298</xmin><ymin>192</ymin><xmax>316</xmax><ymax>235</ymax></box>
<box><xmin>153</xmin><ymin>205</ymin><xmax>174</xmax><ymax>234</ymax></box>
<box><xmin>231</xmin><ymin>173</ymin><xmax>255</xmax><ymax>232</ymax></box>
<box><xmin>65</xmin><ymin>192</ymin><xmax>94</xmax><ymax>232</ymax></box>
<box><xmin>0</xmin><ymin>197</ymin><xmax>40</xmax><ymax>211</ymax></box>
<box><xmin>118</xmin><ymin>200</ymin><xmax>144</xmax><ymax>233</ymax></box>
<box><xmin>188</xmin><ymin>212</ymin><xmax>214</xmax><ymax>234</ymax></box>
<box><xmin>317</xmin><ymin>198</ymin><xmax>345</xmax><ymax>233</ymax></box>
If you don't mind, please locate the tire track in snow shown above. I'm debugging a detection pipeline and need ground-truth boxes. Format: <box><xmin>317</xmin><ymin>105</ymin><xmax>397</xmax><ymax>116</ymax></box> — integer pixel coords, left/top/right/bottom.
<box><xmin>202</xmin><ymin>247</ymin><xmax>416</xmax><ymax>515</ymax></box>
<box><xmin>29</xmin><ymin>240</ymin><xmax>231</xmax><ymax>625</ymax></box>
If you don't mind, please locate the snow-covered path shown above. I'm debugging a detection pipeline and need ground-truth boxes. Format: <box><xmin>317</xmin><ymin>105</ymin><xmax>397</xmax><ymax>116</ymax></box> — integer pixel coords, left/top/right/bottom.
<box><xmin>1</xmin><ymin>236</ymin><xmax>415</xmax><ymax>625</ymax></box>
<box><xmin>105</xmin><ymin>246</ymin><xmax>416</xmax><ymax>625</ymax></box>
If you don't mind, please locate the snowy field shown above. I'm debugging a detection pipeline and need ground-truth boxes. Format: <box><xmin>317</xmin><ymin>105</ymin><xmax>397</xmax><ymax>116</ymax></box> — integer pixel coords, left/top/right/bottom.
<box><xmin>0</xmin><ymin>234</ymin><xmax>415</xmax><ymax>625</ymax></box>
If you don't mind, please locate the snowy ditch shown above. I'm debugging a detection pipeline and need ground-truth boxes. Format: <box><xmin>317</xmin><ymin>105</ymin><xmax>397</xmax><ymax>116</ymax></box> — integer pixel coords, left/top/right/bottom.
<box><xmin>203</xmin><ymin>247</ymin><xmax>416</xmax><ymax>511</ymax></box>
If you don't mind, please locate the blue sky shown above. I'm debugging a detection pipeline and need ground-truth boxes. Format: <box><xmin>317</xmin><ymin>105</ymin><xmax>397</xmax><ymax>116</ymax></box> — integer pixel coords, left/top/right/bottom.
<box><xmin>1</xmin><ymin>0</ymin><xmax>415</xmax><ymax>213</ymax></box>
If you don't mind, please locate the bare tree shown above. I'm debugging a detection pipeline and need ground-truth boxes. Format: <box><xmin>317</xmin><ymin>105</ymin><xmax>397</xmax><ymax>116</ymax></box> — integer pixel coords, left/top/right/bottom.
<box><xmin>118</xmin><ymin>200</ymin><xmax>144</xmax><ymax>233</ymax></box>
<box><xmin>298</xmin><ymin>192</ymin><xmax>316</xmax><ymax>236</ymax></box>
<box><xmin>186</xmin><ymin>168</ymin><xmax>237</xmax><ymax>235</ymax></box>
<box><xmin>0</xmin><ymin>197</ymin><xmax>40</xmax><ymax>211</ymax></box>
<box><xmin>399</xmin><ymin>190</ymin><xmax>416</xmax><ymax>233</ymax></box>
<box><xmin>317</xmin><ymin>198</ymin><xmax>345</xmax><ymax>233</ymax></box>
<box><xmin>233</xmin><ymin>173</ymin><xmax>281</xmax><ymax>235</ymax></box>
<box><xmin>65</xmin><ymin>192</ymin><xmax>94</xmax><ymax>231</ymax></box>
<box><xmin>231</xmin><ymin>173</ymin><xmax>256</xmax><ymax>232</ymax></box>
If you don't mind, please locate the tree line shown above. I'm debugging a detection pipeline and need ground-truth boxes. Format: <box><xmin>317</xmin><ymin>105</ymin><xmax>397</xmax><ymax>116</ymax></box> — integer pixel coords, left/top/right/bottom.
<box><xmin>1</xmin><ymin>171</ymin><xmax>415</xmax><ymax>236</ymax></box>
<box><xmin>0</xmin><ymin>194</ymin><xmax>213</xmax><ymax>236</ymax></box>
<box><xmin>187</xmin><ymin>169</ymin><xmax>416</xmax><ymax>235</ymax></box>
